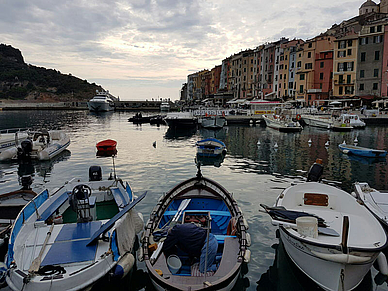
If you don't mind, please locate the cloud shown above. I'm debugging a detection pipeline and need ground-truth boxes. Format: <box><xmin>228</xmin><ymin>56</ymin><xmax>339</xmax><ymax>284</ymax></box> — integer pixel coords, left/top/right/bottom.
<box><xmin>0</xmin><ymin>0</ymin><xmax>364</xmax><ymax>100</ymax></box>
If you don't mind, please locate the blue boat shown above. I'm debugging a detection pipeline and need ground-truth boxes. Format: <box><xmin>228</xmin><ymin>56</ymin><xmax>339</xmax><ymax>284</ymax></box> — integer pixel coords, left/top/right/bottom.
<box><xmin>196</xmin><ymin>138</ymin><xmax>227</xmax><ymax>157</ymax></box>
<box><xmin>338</xmin><ymin>143</ymin><xmax>387</xmax><ymax>158</ymax></box>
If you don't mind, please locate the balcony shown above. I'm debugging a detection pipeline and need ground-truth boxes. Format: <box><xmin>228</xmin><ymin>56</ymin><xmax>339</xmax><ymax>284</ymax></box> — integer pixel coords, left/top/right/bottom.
<box><xmin>307</xmin><ymin>89</ymin><xmax>322</xmax><ymax>93</ymax></box>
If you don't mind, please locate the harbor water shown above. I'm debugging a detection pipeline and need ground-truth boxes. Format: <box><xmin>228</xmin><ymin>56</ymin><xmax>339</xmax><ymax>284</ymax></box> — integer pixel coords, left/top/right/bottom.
<box><xmin>0</xmin><ymin>110</ymin><xmax>388</xmax><ymax>291</ymax></box>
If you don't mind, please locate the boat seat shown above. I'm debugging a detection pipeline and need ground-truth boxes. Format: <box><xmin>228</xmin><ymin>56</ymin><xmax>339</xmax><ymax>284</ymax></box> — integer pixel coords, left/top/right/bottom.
<box><xmin>163</xmin><ymin>210</ymin><xmax>231</xmax><ymax>218</ymax></box>
<box><xmin>41</xmin><ymin>221</ymin><xmax>102</xmax><ymax>266</ymax></box>
<box><xmin>38</xmin><ymin>191</ymin><xmax>71</xmax><ymax>222</ymax></box>
<box><xmin>214</xmin><ymin>234</ymin><xmax>236</xmax><ymax>244</ymax></box>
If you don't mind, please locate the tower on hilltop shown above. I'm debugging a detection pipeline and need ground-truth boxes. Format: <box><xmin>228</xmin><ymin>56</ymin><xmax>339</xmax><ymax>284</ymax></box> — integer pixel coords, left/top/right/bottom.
<box><xmin>359</xmin><ymin>0</ymin><xmax>388</xmax><ymax>15</ymax></box>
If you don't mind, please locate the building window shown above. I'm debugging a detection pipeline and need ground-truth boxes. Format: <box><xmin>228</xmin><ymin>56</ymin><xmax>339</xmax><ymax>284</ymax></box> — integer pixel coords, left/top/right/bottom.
<box><xmin>305</xmin><ymin>63</ymin><xmax>312</xmax><ymax>69</ymax></box>
<box><xmin>375</xmin><ymin>51</ymin><xmax>380</xmax><ymax>60</ymax></box>
<box><xmin>373</xmin><ymin>83</ymin><xmax>378</xmax><ymax>90</ymax></box>
<box><xmin>359</xmin><ymin>84</ymin><xmax>364</xmax><ymax>91</ymax></box>
<box><xmin>339</xmin><ymin>41</ymin><xmax>346</xmax><ymax>49</ymax></box>
<box><xmin>297</xmin><ymin>61</ymin><xmax>301</xmax><ymax>68</ymax></box>
<box><xmin>377</xmin><ymin>25</ymin><xmax>382</xmax><ymax>32</ymax></box>
<box><xmin>339</xmin><ymin>75</ymin><xmax>344</xmax><ymax>84</ymax></box>
<box><xmin>289</xmin><ymin>82</ymin><xmax>293</xmax><ymax>88</ymax></box>
<box><xmin>338</xmin><ymin>51</ymin><xmax>346</xmax><ymax>58</ymax></box>
<box><xmin>291</xmin><ymin>72</ymin><xmax>294</xmax><ymax>78</ymax></box>
<box><xmin>299</xmin><ymin>85</ymin><xmax>304</xmax><ymax>93</ymax></box>
<box><xmin>361</xmin><ymin>52</ymin><xmax>366</xmax><ymax>62</ymax></box>
<box><xmin>338</xmin><ymin>63</ymin><xmax>344</xmax><ymax>72</ymax></box>
<box><xmin>320</xmin><ymin>83</ymin><xmax>323</xmax><ymax>89</ymax></box>
<box><xmin>348</xmin><ymin>40</ymin><xmax>352</xmax><ymax>47</ymax></box>
<box><xmin>339</xmin><ymin>86</ymin><xmax>343</xmax><ymax>95</ymax></box>
<box><xmin>360</xmin><ymin>70</ymin><xmax>365</xmax><ymax>78</ymax></box>
<box><xmin>374</xmin><ymin>69</ymin><xmax>379</xmax><ymax>77</ymax></box>
<box><xmin>374</xmin><ymin>35</ymin><xmax>382</xmax><ymax>43</ymax></box>
<box><xmin>347</xmin><ymin>75</ymin><xmax>351</xmax><ymax>84</ymax></box>
<box><xmin>300</xmin><ymin>74</ymin><xmax>305</xmax><ymax>80</ymax></box>
<box><xmin>359</xmin><ymin>37</ymin><xmax>368</xmax><ymax>45</ymax></box>
<box><xmin>320</xmin><ymin>61</ymin><xmax>324</xmax><ymax>68</ymax></box>
<box><xmin>347</xmin><ymin>49</ymin><xmax>352</xmax><ymax>56</ymax></box>
<box><xmin>308</xmin><ymin>52</ymin><xmax>312</xmax><ymax>58</ymax></box>
<box><xmin>320</xmin><ymin>73</ymin><xmax>324</xmax><ymax>80</ymax></box>
<box><xmin>308</xmin><ymin>43</ymin><xmax>312</xmax><ymax>48</ymax></box>
<box><xmin>370</xmin><ymin>26</ymin><xmax>375</xmax><ymax>33</ymax></box>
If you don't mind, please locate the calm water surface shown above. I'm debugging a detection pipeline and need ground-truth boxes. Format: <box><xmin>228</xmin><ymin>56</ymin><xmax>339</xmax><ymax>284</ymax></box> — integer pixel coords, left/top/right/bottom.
<box><xmin>0</xmin><ymin>110</ymin><xmax>388</xmax><ymax>291</ymax></box>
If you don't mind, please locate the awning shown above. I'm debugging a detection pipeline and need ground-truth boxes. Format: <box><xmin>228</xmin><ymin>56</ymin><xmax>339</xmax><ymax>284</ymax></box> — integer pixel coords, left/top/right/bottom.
<box><xmin>227</xmin><ymin>99</ymin><xmax>246</xmax><ymax>104</ymax></box>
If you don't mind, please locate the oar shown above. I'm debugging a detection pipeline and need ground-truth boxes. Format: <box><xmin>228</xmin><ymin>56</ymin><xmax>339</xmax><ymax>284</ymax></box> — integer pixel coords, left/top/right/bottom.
<box><xmin>150</xmin><ymin>199</ymin><xmax>191</xmax><ymax>264</ymax></box>
<box><xmin>29</xmin><ymin>223</ymin><xmax>54</xmax><ymax>274</ymax></box>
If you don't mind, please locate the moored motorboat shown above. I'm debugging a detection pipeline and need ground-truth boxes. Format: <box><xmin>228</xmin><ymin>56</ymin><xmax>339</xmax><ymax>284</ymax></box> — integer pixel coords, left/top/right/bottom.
<box><xmin>196</xmin><ymin>138</ymin><xmax>227</xmax><ymax>157</ymax></box>
<box><xmin>302</xmin><ymin>114</ymin><xmax>353</xmax><ymax>131</ymax></box>
<box><xmin>6</xmin><ymin>165</ymin><xmax>146</xmax><ymax>291</ymax></box>
<box><xmin>142</xmin><ymin>163</ymin><xmax>250</xmax><ymax>291</ymax></box>
<box><xmin>164</xmin><ymin>112</ymin><xmax>198</xmax><ymax>129</ymax></box>
<box><xmin>263</xmin><ymin>114</ymin><xmax>302</xmax><ymax>132</ymax></box>
<box><xmin>0</xmin><ymin>130</ymin><xmax>70</xmax><ymax>161</ymax></box>
<box><xmin>262</xmin><ymin>169</ymin><xmax>388</xmax><ymax>291</ymax></box>
<box><xmin>338</xmin><ymin>143</ymin><xmax>387</xmax><ymax>158</ymax></box>
<box><xmin>199</xmin><ymin>116</ymin><xmax>226</xmax><ymax>130</ymax></box>
<box><xmin>87</xmin><ymin>90</ymin><xmax>117</xmax><ymax>112</ymax></box>
<box><xmin>0</xmin><ymin>129</ymin><xmax>29</xmax><ymax>154</ymax></box>
<box><xmin>341</xmin><ymin>114</ymin><xmax>366</xmax><ymax>128</ymax></box>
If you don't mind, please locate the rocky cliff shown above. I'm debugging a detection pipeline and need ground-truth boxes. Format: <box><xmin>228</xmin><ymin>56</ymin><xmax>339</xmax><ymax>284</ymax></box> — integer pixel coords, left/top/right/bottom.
<box><xmin>0</xmin><ymin>44</ymin><xmax>102</xmax><ymax>102</ymax></box>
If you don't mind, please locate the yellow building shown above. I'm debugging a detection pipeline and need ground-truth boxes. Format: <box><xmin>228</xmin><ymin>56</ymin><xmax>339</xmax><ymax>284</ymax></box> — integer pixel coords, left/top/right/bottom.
<box><xmin>333</xmin><ymin>34</ymin><xmax>358</xmax><ymax>98</ymax></box>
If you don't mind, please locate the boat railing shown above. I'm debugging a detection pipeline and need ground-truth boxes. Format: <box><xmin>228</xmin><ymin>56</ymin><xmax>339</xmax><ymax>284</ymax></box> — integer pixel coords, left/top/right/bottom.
<box><xmin>0</xmin><ymin>128</ymin><xmax>29</xmax><ymax>135</ymax></box>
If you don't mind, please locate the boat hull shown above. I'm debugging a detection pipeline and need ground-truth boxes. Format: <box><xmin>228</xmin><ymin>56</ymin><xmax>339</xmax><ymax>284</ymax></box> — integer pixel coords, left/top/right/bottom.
<box><xmin>87</xmin><ymin>101</ymin><xmax>114</xmax><ymax>112</ymax></box>
<box><xmin>263</xmin><ymin>116</ymin><xmax>302</xmax><ymax>132</ymax></box>
<box><xmin>339</xmin><ymin>144</ymin><xmax>387</xmax><ymax>158</ymax></box>
<box><xmin>164</xmin><ymin>118</ymin><xmax>198</xmax><ymax>128</ymax></box>
<box><xmin>200</xmin><ymin>117</ymin><xmax>226</xmax><ymax>130</ymax></box>
<box><xmin>280</xmin><ymin>228</ymin><xmax>377</xmax><ymax>291</ymax></box>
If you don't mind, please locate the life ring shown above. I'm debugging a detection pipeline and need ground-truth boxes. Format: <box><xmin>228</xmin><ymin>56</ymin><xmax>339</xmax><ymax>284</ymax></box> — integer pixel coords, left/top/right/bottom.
<box><xmin>345</xmin><ymin>119</ymin><xmax>350</xmax><ymax>124</ymax></box>
<box><xmin>227</xmin><ymin>217</ymin><xmax>238</xmax><ymax>236</ymax></box>
<box><xmin>296</xmin><ymin>114</ymin><xmax>302</xmax><ymax>121</ymax></box>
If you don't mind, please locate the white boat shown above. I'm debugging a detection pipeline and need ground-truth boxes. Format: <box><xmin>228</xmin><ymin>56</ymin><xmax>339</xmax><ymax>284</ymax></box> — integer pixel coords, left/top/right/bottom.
<box><xmin>341</xmin><ymin>114</ymin><xmax>366</xmax><ymax>128</ymax></box>
<box><xmin>263</xmin><ymin>180</ymin><xmax>388</xmax><ymax>291</ymax></box>
<box><xmin>199</xmin><ymin>116</ymin><xmax>226</xmax><ymax>129</ymax></box>
<box><xmin>0</xmin><ymin>130</ymin><xmax>70</xmax><ymax>161</ymax></box>
<box><xmin>0</xmin><ymin>128</ymin><xmax>29</xmax><ymax>154</ymax></box>
<box><xmin>263</xmin><ymin>114</ymin><xmax>302</xmax><ymax>132</ymax></box>
<box><xmin>87</xmin><ymin>90</ymin><xmax>117</xmax><ymax>112</ymax></box>
<box><xmin>353</xmin><ymin>182</ymin><xmax>388</xmax><ymax>229</ymax></box>
<box><xmin>160</xmin><ymin>102</ymin><xmax>170</xmax><ymax>112</ymax></box>
<box><xmin>164</xmin><ymin>112</ymin><xmax>198</xmax><ymax>129</ymax></box>
<box><xmin>6</xmin><ymin>166</ymin><xmax>146</xmax><ymax>291</ymax></box>
<box><xmin>302</xmin><ymin>114</ymin><xmax>353</xmax><ymax>131</ymax></box>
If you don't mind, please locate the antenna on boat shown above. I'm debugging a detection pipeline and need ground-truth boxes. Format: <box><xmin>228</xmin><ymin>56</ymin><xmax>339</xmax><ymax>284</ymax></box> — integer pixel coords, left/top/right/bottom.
<box><xmin>111</xmin><ymin>154</ymin><xmax>117</xmax><ymax>180</ymax></box>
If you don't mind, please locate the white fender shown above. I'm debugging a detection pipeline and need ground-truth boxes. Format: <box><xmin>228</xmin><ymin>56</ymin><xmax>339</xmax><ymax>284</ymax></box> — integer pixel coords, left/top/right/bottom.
<box><xmin>245</xmin><ymin>232</ymin><xmax>251</xmax><ymax>247</ymax></box>
<box><xmin>113</xmin><ymin>253</ymin><xmax>135</xmax><ymax>278</ymax></box>
<box><xmin>242</xmin><ymin>217</ymin><xmax>249</xmax><ymax>230</ymax></box>
<box><xmin>377</xmin><ymin>252</ymin><xmax>388</xmax><ymax>276</ymax></box>
<box><xmin>244</xmin><ymin>249</ymin><xmax>251</xmax><ymax>263</ymax></box>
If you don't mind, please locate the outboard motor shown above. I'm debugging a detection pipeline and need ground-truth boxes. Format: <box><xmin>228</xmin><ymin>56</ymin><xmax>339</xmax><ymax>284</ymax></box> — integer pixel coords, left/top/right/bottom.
<box><xmin>17</xmin><ymin>139</ymin><xmax>33</xmax><ymax>161</ymax></box>
<box><xmin>89</xmin><ymin>166</ymin><xmax>102</xmax><ymax>181</ymax></box>
<box><xmin>307</xmin><ymin>158</ymin><xmax>324</xmax><ymax>182</ymax></box>
<box><xmin>20</xmin><ymin>175</ymin><xmax>33</xmax><ymax>190</ymax></box>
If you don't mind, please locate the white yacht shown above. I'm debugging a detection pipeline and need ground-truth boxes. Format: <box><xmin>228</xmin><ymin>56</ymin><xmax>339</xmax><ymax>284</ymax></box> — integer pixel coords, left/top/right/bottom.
<box><xmin>87</xmin><ymin>90</ymin><xmax>118</xmax><ymax>112</ymax></box>
<box><xmin>160</xmin><ymin>102</ymin><xmax>170</xmax><ymax>112</ymax></box>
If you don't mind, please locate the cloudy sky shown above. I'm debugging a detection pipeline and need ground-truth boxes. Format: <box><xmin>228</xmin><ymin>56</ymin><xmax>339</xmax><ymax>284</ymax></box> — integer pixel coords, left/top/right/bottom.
<box><xmin>0</xmin><ymin>0</ymin><xmax>362</xmax><ymax>100</ymax></box>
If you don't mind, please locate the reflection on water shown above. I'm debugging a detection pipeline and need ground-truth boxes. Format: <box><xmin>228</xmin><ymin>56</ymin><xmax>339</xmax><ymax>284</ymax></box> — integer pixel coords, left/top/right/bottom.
<box><xmin>1</xmin><ymin>110</ymin><xmax>388</xmax><ymax>291</ymax></box>
<box><xmin>195</xmin><ymin>153</ymin><xmax>225</xmax><ymax>167</ymax></box>
<box><xmin>164</xmin><ymin>127</ymin><xmax>197</xmax><ymax>139</ymax></box>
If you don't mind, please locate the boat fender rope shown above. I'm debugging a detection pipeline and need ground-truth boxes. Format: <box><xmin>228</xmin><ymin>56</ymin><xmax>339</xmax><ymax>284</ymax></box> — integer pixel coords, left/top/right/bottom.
<box><xmin>296</xmin><ymin>114</ymin><xmax>301</xmax><ymax>121</ymax></box>
<box><xmin>227</xmin><ymin>217</ymin><xmax>238</xmax><ymax>236</ymax></box>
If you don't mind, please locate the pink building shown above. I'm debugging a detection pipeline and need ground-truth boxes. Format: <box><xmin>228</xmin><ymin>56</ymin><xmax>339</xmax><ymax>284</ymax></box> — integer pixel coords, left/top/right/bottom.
<box><xmin>382</xmin><ymin>25</ymin><xmax>388</xmax><ymax>97</ymax></box>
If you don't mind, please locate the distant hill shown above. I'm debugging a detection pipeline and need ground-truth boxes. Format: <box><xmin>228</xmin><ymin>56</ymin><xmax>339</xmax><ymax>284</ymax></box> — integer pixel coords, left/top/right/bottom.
<box><xmin>0</xmin><ymin>44</ymin><xmax>103</xmax><ymax>102</ymax></box>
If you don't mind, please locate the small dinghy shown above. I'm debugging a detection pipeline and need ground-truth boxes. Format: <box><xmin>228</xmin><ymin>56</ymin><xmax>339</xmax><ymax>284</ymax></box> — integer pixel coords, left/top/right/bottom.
<box><xmin>263</xmin><ymin>114</ymin><xmax>302</xmax><ymax>132</ymax></box>
<box><xmin>262</xmin><ymin>162</ymin><xmax>388</xmax><ymax>291</ymax></box>
<box><xmin>0</xmin><ymin>130</ymin><xmax>70</xmax><ymax>161</ymax></box>
<box><xmin>196</xmin><ymin>138</ymin><xmax>227</xmax><ymax>157</ymax></box>
<box><xmin>142</xmin><ymin>163</ymin><xmax>250</xmax><ymax>291</ymax></box>
<box><xmin>96</xmin><ymin>139</ymin><xmax>117</xmax><ymax>156</ymax></box>
<box><xmin>6</xmin><ymin>165</ymin><xmax>146</xmax><ymax>291</ymax></box>
<box><xmin>338</xmin><ymin>143</ymin><xmax>387</xmax><ymax>158</ymax></box>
